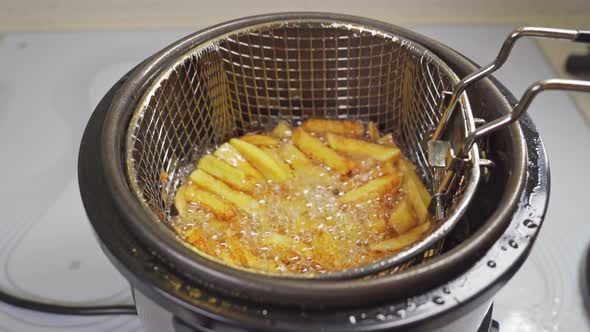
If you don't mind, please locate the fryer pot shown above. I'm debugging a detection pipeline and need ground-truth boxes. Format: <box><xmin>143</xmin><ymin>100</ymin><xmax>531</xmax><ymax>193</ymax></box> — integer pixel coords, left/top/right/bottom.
<box><xmin>78</xmin><ymin>13</ymin><xmax>549</xmax><ymax>332</ymax></box>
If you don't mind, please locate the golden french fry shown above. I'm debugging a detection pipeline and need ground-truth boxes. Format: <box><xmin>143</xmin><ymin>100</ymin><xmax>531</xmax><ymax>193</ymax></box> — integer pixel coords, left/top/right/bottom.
<box><xmin>339</xmin><ymin>174</ymin><xmax>401</xmax><ymax>204</ymax></box>
<box><xmin>292</xmin><ymin>128</ymin><xmax>353</xmax><ymax>175</ymax></box>
<box><xmin>189</xmin><ymin>169</ymin><xmax>259</xmax><ymax>213</ymax></box>
<box><xmin>263</xmin><ymin>233</ymin><xmax>296</xmax><ymax>250</ymax></box>
<box><xmin>197</xmin><ymin>155</ymin><xmax>258</xmax><ymax>192</ymax></box>
<box><xmin>271</xmin><ymin>121</ymin><xmax>293</xmax><ymax>138</ymax></box>
<box><xmin>261</xmin><ymin>147</ymin><xmax>293</xmax><ymax>175</ymax></box>
<box><xmin>369</xmin><ymin>221</ymin><xmax>431</xmax><ymax>252</ymax></box>
<box><xmin>207</xmin><ymin>218</ymin><xmax>229</xmax><ymax>233</ymax></box>
<box><xmin>400</xmin><ymin>159</ymin><xmax>431</xmax><ymax>206</ymax></box>
<box><xmin>381</xmin><ymin>160</ymin><xmax>397</xmax><ymax>175</ymax></box>
<box><xmin>368</xmin><ymin>121</ymin><xmax>380</xmax><ymax>142</ymax></box>
<box><xmin>404</xmin><ymin>178</ymin><xmax>430</xmax><ymax>224</ymax></box>
<box><xmin>326</xmin><ymin>133</ymin><xmax>402</xmax><ymax>162</ymax></box>
<box><xmin>224</xmin><ymin>235</ymin><xmax>260</xmax><ymax>267</ymax></box>
<box><xmin>174</xmin><ymin>186</ymin><xmax>188</xmax><ymax>217</ymax></box>
<box><xmin>213</xmin><ymin>143</ymin><xmax>264</xmax><ymax>180</ymax></box>
<box><xmin>183</xmin><ymin>185</ymin><xmax>237</xmax><ymax>221</ymax></box>
<box><xmin>185</xmin><ymin>228</ymin><xmax>208</xmax><ymax>250</ymax></box>
<box><xmin>377</xmin><ymin>133</ymin><xmax>397</xmax><ymax>147</ymax></box>
<box><xmin>388</xmin><ymin>198</ymin><xmax>417</xmax><ymax>234</ymax></box>
<box><xmin>313</xmin><ymin>230</ymin><xmax>339</xmax><ymax>268</ymax></box>
<box><xmin>278</xmin><ymin>143</ymin><xmax>313</xmax><ymax>170</ymax></box>
<box><xmin>186</xmin><ymin>218</ymin><xmax>228</xmax><ymax>254</ymax></box>
<box><xmin>302</xmin><ymin>118</ymin><xmax>364</xmax><ymax>137</ymax></box>
<box><xmin>399</xmin><ymin>159</ymin><xmax>431</xmax><ymax>223</ymax></box>
<box><xmin>262</xmin><ymin>233</ymin><xmax>309</xmax><ymax>266</ymax></box>
<box><xmin>366</xmin><ymin>215</ymin><xmax>388</xmax><ymax>233</ymax></box>
<box><xmin>229</xmin><ymin>138</ymin><xmax>291</xmax><ymax>183</ymax></box>
<box><xmin>240</xmin><ymin>134</ymin><xmax>280</xmax><ymax>146</ymax></box>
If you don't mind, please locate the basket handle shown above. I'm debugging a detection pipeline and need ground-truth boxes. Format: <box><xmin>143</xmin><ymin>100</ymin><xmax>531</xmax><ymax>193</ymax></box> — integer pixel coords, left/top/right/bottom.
<box><xmin>457</xmin><ymin>78</ymin><xmax>590</xmax><ymax>158</ymax></box>
<box><xmin>430</xmin><ymin>78</ymin><xmax>590</xmax><ymax>220</ymax></box>
<box><xmin>431</xmin><ymin>27</ymin><xmax>590</xmax><ymax>142</ymax></box>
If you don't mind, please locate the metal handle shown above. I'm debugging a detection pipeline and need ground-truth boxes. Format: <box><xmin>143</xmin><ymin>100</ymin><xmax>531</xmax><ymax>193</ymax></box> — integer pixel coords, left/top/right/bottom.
<box><xmin>456</xmin><ymin>78</ymin><xmax>590</xmax><ymax>158</ymax></box>
<box><xmin>431</xmin><ymin>27</ymin><xmax>590</xmax><ymax>142</ymax></box>
<box><xmin>431</xmin><ymin>78</ymin><xmax>590</xmax><ymax>220</ymax></box>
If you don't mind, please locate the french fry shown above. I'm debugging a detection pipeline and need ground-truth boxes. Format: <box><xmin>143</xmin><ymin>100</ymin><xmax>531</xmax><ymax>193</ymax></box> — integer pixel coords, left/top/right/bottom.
<box><xmin>404</xmin><ymin>178</ymin><xmax>430</xmax><ymax>224</ymax></box>
<box><xmin>326</xmin><ymin>133</ymin><xmax>402</xmax><ymax>162</ymax></box>
<box><xmin>388</xmin><ymin>199</ymin><xmax>417</xmax><ymax>234</ymax></box>
<box><xmin>339</xmin><ymin>174</ymin><xmax>401</xmax><ymax>204</ymax></box>
<box><xmin>381</xmin><ymin>160</ymin><xmax>397</xmax><ymax>175</ymax></box>
<box><xmin>207</xmin><ymin>218</ymin><xmax>230</xmax><ymax>233</ymax></box>
<box><xmin>399</xmin><ymin>159</ymin><xmax>431</xmax><ymax>223</ymax></box>
<box><xmin>185</xmin><ymin>228</ymin><xmax>209</xmax><ymax>251</ymax></box>
<box><xmin>369</xmin><ymin>221</ymin><xmax>431</xmax><ymax>252</ymax></box>
<box><xmin>263</xmin><ymin>233</ymin><xmax>296</xmax><ymax>250</ymax></box>
<box><xmin>197</xmin><ymin>155</ymin><xmax>258</xmax><ymax>192</ymax></box>
<box><xmin>278</xmin><ymin>143</ymin><xmax>313</xmax><ymax>170</ymax></box>
<box><xmin>313</xmin><ymin>230</ymin><xmax>339</xmax><ymax>269</ymax></box>
<box><xmin>302</xmin><ymin>118</ymin><xmax>364</xmax><ymax>137</ymax></box>
<box><xmin>368</xmin><ymin>121</ymin><xmax>380</xmax><ymax>142</ymax></box>
<box><xmin>377</xmin><ymin>133</ymin><xmax>397</xmax><ymax>147</ymax></box>
<box><xmin>271</xmin><ymin>121</ymin><xmax>293</xmax><ymax>138</ymax></box>
<box><xmin>367</xmin><ymin>215</ymin><xmax>388</xmax><ymax>233</ymax></box>
<box><xmin>189</xmin><ymin>169</ymin><xmax>259</xmax><ymax>213</ymax></box>
<box><xmin>400</xmin><ymin>159</ymin><xmax>431</xmax><ymax>206</ymax></box>
<box><xmin>262</xmin><ymin>147</ymin><xmax>293</xmax><ymax>175</ymax></box>
<box><xmin>174</xmin><ymin>186</ymin><xmax>188</xmax><ymax>217</ymax></box>
<box><xmin>240</xmin><ymin>134</ymin><xmax>280</xmax><ymax>146</ymax></box>
<box><xmin>292</xmin><ymin>128</ymin><xmax>353</xmax><ymax>175</ymax></box>
<box><xmin>213</xmin><ymin>143</ymin><xmax>264</xmax><ymax>180</ymax></box>
<box><xmin>224</xmin><ymin>235</ymin><xmax>260</xmax><ymax>267</ymax></box>
<box><xmin>183</xmin><ymin>185</ymin><xmax>237</xmax><ymax>221</ymax></box>
<box><xmin>229</xmin><ymin>138</ymin><xmax>291</xmax><ymax>183</ymax></box>
<box><xmin>186</xmin><ymin>218</ymin><xmax>228</xmax><ymax>254</ymax></box>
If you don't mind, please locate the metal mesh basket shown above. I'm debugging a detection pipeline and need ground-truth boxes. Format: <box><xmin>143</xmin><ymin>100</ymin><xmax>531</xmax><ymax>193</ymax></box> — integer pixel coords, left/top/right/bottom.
<box><xmin>126</xmin><ymin>20</ymin><xmax>479</xmax><ymax>277</ymax></box>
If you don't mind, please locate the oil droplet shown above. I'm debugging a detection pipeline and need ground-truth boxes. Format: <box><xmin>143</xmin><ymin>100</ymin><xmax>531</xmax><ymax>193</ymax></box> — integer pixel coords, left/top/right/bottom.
<box><xmin>523</xmin><ymin>219</ymin><xmax>538</xmax><ymax>228</ymax></box>
<box><xmin>261</xmin><ymin>309</ymin><xmax>269</xmax><ymax>316</ymax></box>
<box><xmin>360</xmin><ymin>313</ymin><xmax>367</xmax><ymax>319</ymax></box>
<box><xmin>508</xmin><ymin>239</ymin><xmax>519</xmax><ymax>249</ymax></box>
<box><xmin>433</xmin><ymin>296</ymin><xmax>444</xmax><ymax>305</ymax></box>
<box><xmin>442</xmin><ymin>287</ymin><xmax>451</xmax><ymax>294</ymax></box>
<box><xmin>487</xmin><ymin>260</ymin><xmax>496</xmax><ymax>268</ymax></box>
<box><xmin>396</xmin><ymin>309</ymin><xmax>406</xmax><ymax>318</ymax></box>
<box><xmin>349</xmin><ymin>315</ymin><xmax>357</xmax><ymax>324</ymax></box>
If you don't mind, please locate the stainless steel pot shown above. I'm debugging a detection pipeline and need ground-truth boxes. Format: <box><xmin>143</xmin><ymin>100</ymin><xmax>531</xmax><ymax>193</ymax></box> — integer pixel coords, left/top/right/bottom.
<box><xmin>78</xmin><ymin>13</ymin><xmax>550</xmax><ymax>331</ymax></box>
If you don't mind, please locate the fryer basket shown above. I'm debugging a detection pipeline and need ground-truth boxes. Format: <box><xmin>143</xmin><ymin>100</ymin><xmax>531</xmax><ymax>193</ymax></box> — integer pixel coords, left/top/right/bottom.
<box><xmin>125</xmin><ymin>19</ymin><xmax>480</xmax><ymax>278</ymax></box>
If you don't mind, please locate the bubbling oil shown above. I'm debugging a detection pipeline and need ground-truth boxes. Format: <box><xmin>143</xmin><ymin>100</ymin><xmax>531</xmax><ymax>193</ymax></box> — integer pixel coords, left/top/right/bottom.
<box><xmin>171</xmin><ymin>122</ymin><xmax>430</xmax><ymax>274</ymax></box>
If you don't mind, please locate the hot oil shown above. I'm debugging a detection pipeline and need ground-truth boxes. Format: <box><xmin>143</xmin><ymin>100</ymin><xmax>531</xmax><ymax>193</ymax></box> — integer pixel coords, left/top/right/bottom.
<box><xmin>172</xmin><ymin>124</ymin><xmax>429</xmax><ymax>274</ymax></box>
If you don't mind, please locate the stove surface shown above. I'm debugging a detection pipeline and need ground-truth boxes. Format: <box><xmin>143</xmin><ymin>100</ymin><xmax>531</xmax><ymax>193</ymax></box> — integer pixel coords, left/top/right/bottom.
<box><xmin>0</xmin><ymin>25</ymin><xmax>588</xmax><ymax>331</ymax></box>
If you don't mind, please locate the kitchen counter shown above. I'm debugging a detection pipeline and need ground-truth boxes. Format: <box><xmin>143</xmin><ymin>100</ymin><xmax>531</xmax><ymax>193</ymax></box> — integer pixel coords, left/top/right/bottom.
<box><xmin>0</xmin><ymin>24</ymin><xmax>588</xmax><ymax>331</ymax></box>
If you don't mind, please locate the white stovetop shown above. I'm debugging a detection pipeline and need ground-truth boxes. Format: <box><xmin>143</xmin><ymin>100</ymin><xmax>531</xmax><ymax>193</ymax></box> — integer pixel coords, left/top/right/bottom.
<box><xmin>0</xmin><ymin>25</ymin><xmax>588</xmax><ymax>332</ymax></box>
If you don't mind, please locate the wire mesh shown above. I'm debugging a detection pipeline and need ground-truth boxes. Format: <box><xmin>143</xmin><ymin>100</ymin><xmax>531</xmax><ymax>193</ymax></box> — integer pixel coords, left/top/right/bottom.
<box><xmin>126</xmin><ymin>21</ymin><xmax>468</xmax><ymax>275</ymax></box>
